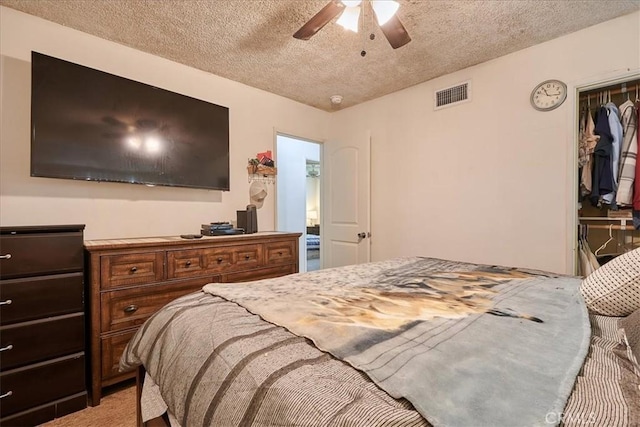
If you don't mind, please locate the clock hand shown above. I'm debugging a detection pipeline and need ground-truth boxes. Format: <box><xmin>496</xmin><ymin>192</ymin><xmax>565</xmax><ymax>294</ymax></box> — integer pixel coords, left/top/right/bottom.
<box><xmin>541</xmin><ymin>87</ymin><xmax>550</xmax><ymax>96</ymax></box>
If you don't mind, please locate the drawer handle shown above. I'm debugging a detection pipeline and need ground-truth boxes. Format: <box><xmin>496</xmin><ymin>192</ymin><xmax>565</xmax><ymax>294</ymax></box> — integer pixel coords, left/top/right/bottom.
<box><xmin>185</xmin><ymin>260</ymin><xmax>192</xmax><ymax>267</ymax></box>
<box><xmin>0</xmin><ymin>345</ymin><xmax>13</xmax><ymax>352</ymax></box>
<box><xmin>0</xmin><ymin>391</ymin><xmax>12</xmax><ymax>399</ymax></box>
<box><xmin>124</xmin><ymin>304</ymin><xmax>139</xmax><ymax>314</ymax></box>
<box><xmin>244</xmin><ymin>255</ymin><xmax>250</xmax><ymax>260</ymax></box>
<box><xmin>0</xmin><ymin>254</ymin><xmax>11</xmax><ymax>260</ymax></box>
<box><xmin>278</xmin><ymin>251</ymin><xmax>283</xmax><ymax>256</ymax></box>
<box><xmin>0</xmin><ymin>299</ymin><xmax>12</xmax><ymax>306</ymax></box>
<box><xmin>131</xmin><ymin>267</ymin><xmax>138</xmax><ymax>273</ymax></box>
<box><xmin>217</xmin><ymin>257</ymin><xmax>223</xmax><ymax>263</ymax></box>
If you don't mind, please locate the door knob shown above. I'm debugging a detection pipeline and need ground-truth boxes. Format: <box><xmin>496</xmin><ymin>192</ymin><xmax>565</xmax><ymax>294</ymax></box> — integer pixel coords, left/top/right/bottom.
<box><xmin>357</xmin><ymin>232</ymin><xmax>367</xmax><ymax>239</ymax></box>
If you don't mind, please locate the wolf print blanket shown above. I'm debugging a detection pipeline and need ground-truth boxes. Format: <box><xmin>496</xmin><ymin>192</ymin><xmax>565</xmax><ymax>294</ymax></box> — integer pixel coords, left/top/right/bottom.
<box><xmin>203</xmin><ymin>256</ymin><xmax>590</xmax><ymax>427</ymax></box>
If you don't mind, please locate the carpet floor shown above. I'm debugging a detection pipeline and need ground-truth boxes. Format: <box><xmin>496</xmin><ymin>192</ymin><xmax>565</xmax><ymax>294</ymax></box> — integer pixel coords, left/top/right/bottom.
<box><xmin>41</xmin><ymin>381</ymin><xmax>136</xmax><ymax>427</ymax></box>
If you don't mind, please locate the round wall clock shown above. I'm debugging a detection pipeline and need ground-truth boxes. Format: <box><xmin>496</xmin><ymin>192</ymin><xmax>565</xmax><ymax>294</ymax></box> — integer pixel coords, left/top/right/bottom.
<box><xmin>530</xmin><ymin>79</ymin><xmax>567</xmax><ymax>111</ymax></box>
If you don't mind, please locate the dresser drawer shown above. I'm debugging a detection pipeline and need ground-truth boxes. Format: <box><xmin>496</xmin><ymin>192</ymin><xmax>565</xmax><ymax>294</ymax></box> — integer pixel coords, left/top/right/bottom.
<box><xmin>0</xmin><ymin>273</ymin><xmax>84</xmax><ymax>326</ymax></box>
<box><xmin>232</xmin><ymin>244</ymin><xmax>263</xmax><ymax>270</ymax></box>
<box><xmin>0</xmin><ymin>392</ymin><xmax>87</xmax><ymax>427</ymax></box>
<box><xmin>101</xmin><ymin>278</ymin><xmax>213</xmax><ymax>333</ymax></box>
<box><xmin>223</xmin><ymin>264</ymin><xmax>297</xmax><ymax>283</ymax></box>
<box><xmin>265</xmin><ymin>240</ymin><xmax>296</xmax><ymax>265</ymax></box>
<box><xmin>167</xmin><ymin>244</ymin><xmax>263</xmax><ymax>279</ymax></box>
<box><xmin>101</xmin><ymin>330</ymin><xmax>137</xmax><ymax>381</ymax></box>
<box><xmin>101</xmin><ymin>252</ymin><xmax>164</xmax><ymax>289</ymax></box>
<box><xmin>0</xmin><ymin>232</ymin><xmax>83</xmax><ymax>280</ymax></box>
<box><xmin>0</xmin><ymin>313</ymin><xmax>84</xmax><ymax>370</ymax></box>
<box><xmin>0</xmin><ymin>353</ymin><xmax>85</xmax><ymax>418</ymax></box>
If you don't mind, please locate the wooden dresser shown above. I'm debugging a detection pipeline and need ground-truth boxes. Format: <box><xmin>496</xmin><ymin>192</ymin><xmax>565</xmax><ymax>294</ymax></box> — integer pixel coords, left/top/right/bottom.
<box><xmin>85</xmin><ymin>231</ymin><xmax>300</xmax><ymax>405</ymax></box>
<box><xmin>0</xmin><ymin>224</ymin><xmax>87</xmax><ymax>426</ymax></box>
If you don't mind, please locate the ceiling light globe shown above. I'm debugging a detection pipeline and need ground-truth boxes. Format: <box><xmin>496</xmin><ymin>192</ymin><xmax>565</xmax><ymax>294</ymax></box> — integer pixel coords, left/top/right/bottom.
<box><xmin>342</xmin><ymin>0</ymin><xmax>362</xmax><ymax>7</ymax></box>
<box><xmin>372</xmin><ymin>0</ymin><xmax>399</xmax><ymax>26</ymax></box>
<box><xmin>336</xmin><ymin>6</ymin><xmax>360</xmax><ymax>33</ymax></box>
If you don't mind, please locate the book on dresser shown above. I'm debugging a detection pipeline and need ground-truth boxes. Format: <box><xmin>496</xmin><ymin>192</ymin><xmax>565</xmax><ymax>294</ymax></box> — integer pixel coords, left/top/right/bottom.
<box><xmin>0</xmin><ymin>224</ymin><xmax>87</xmax><ymax>426</ymax></box>
<box><xmin>84</xmin><ymin>231</ymin><xmax>301</xmax><ymax>405</ymax></box>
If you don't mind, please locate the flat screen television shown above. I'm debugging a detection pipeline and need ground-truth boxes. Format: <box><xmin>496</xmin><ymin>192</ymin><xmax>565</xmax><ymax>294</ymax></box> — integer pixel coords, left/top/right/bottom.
<box><xmin>31</xmin><ymin>52</ymin><xmax>230</xmax><ymax>190</ymax></box>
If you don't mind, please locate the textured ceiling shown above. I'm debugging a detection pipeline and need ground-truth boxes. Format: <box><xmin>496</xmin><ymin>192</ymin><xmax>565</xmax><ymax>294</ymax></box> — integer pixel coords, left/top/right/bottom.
<box><xmin>2</xmin><ymin>0</ymin><xmax>639</xmax><ymax>111</ymax></box>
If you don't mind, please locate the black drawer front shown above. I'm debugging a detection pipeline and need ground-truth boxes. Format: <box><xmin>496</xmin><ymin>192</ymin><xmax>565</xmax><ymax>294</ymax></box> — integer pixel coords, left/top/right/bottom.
<box><xmin>0</xmin><ymin>232</ymin><xmax>83</xmax><ymax>279</ymax></box>
<box><xmin>0</xmin><ymin>353</ymin><xmax>85</xmax><ymax>418</ymax></box>
<box><xmin>0</xmin><ymin>392</ymin><xmax>87</xmax><ymax>426</ymax></box>
<box><xmin>0</xmin><ymin>273</ymin><xmax>84</xmax><ymax>326</ymax></box>
<box><xmin>1</xmin><ymin>314</ymin><xmax>84</xmax><ymax>370</ymax></box>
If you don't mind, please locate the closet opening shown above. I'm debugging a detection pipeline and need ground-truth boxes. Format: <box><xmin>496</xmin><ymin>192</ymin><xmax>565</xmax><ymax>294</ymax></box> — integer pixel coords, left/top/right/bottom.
<box><xmin>576</xmin><ymin>76</ymin><xmax>640</xmax><ymax>276</ymax></box>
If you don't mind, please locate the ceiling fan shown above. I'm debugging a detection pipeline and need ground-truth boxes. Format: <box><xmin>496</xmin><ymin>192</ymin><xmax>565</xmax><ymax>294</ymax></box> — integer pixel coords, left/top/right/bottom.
<box><xmin>293</xmin><ymin>0</ymin><xmax>411</xmax><ymax>50</ymax></box>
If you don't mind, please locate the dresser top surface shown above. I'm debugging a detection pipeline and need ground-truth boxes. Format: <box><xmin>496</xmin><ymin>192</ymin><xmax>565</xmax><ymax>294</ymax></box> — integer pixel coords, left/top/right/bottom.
<box><xmin>84</xmin><ymin>231</ymin><xmax>301</xmax><ymax>251</ymax></box>
<box><xmin>1</xmin><ymin>224</ymin><xmax>85</xmax><ymax>234</ymax></box>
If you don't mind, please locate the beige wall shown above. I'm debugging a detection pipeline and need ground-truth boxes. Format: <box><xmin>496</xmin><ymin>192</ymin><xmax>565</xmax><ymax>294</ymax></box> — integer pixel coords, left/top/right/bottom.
<box><xmin>0</xmin><ymin>7</ymin><xmax>329</xmax><ymax>240</ymax></box>
<box><xmin>330</xmin><ymin>12</ymin><xmax>640</xmax><ymax>274</ymax></box>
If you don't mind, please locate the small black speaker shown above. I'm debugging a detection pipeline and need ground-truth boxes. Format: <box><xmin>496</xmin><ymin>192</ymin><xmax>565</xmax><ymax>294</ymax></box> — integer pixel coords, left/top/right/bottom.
<box><xmin>237</xmin><ymin>205</ymin><xmax>258</xmax><ymax>234</ymax></box>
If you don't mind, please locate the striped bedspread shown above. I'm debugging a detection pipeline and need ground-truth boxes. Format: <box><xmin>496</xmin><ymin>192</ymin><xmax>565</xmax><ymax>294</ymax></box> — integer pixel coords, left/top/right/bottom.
<box><xmin>122</xmin><ymin>307</ymin><xmax>640</xmax><ymax>427</ymax></box>
<box><xmin>119</xmin><ymin>256</ymin><xmax>634</xmax><ymax>427</ymax></box>
<box><xmin>562</xmin><ymin>315</ymin><xmax>640</xmax><ymax>426</ymax></box>
<box><xmin>121</xmin><ymin>291</ymin><xmax>429</xmax><ymax>426</ymax></box>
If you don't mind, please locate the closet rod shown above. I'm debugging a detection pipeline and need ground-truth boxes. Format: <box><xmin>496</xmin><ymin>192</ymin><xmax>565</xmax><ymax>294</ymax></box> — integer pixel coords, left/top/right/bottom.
<box><xmin>581</xmin><ymin>224</ymin><xmax>639</xmax><ymax>231</ymax></box>
<box><xmin>579</xmin><ymin>81</ymin><xmax>640</xmax><ymax>101</ymax></box>
<box><xmin>579</xmin><ymin>216</ymin><xmax>634</xmax><ymax>222</ymax></box>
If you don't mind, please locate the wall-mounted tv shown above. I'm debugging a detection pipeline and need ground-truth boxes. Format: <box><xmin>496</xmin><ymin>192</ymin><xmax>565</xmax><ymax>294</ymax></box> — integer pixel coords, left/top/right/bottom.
<box><xmin>31</xmin><ymin>52</ymin><xmax>230</xmax><ymax>191</ymax></box>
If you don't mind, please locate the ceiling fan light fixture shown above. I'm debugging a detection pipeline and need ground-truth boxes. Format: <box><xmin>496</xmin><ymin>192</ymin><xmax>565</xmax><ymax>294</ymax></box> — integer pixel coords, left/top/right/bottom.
<box><xmin>371</xmin><ymin>0</ymin><xmax>399</xmax><ymax>26</ymax></box>
<box><xmin>336</xmin><ymin>6</ymin><xmax>361</xmax><ymax>32</ymax></box>
<box><xmin>341</xmin><ymin>0</ymin><xmax>362</xmax><ymax>6</ymax></box>
<box><xmin>293</xmin><ymin>0</ymin><xmax>410</xmax><ymax>50</ymax></box>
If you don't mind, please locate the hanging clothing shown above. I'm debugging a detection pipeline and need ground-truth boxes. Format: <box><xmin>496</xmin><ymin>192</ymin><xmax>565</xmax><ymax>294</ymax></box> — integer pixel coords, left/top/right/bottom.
<box><xmin>602</xmin><ymin>102</ymin><xmax>623</xmax><ymax>205</ymax></box>
<box><xmin>577</xmin><ymin>229</ymin><xmax>600</xmax><ymax>277</ymax></box>
<box><xmin>578</xmin><ymin>110</ymin><xmax>588</xmax><ymax>167</ymax></box>
<box><xmin>578</xmin><ymin>241</ymin><xmax>593</xmax><ymax>277</ymax></box>
<box><xmin>591</xmin><ymin>106</ymin><xmax>615</xmax><ymax>206</ymax></box>
<box><xmin>616</xmin><ymin>99</ymin><xmax>637</xmax><ymax>206</ymax></box>
<box><xmin>579</xmin><ymin>110</ymin><xmax>599</xmax><ymax>196</ymax></box>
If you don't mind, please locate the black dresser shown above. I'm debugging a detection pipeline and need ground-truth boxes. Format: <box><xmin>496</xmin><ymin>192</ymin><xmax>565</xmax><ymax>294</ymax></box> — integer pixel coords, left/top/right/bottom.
<box><xmin>0</xmin><ymin>225</ymin><xmax>87</xmax><ymax>425</ymax></box>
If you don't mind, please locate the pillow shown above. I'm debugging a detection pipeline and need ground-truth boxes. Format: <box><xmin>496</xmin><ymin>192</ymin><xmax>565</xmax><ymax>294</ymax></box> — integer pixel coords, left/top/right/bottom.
<box><xmin>620</xmin><ymin>308</ymin><xmax>640</xmax><ymax>367</ymax></box>
<box><xmin>580</xmin><ymin>247</ymin><xmax>640</xmax><ymax>316</ymax></box>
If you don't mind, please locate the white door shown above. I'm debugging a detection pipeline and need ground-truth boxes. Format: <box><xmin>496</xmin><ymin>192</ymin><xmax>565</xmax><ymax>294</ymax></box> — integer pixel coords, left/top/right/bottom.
<box><xmin>321</xmin><ymin>132</ymin><xmax>371</xmax><ymax>268</ymax></box>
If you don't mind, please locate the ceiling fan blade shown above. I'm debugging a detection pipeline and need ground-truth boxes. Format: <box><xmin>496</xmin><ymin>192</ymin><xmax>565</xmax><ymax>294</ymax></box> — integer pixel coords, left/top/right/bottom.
<box><xmin>293</xmin><ymin>1</ymin><xmax>344</xmax><ymax>40</ymax></box>
<box><xmin>379</xmin><ymin>14</ymin><xmax>411</xmax><ymax>49</ymax></box>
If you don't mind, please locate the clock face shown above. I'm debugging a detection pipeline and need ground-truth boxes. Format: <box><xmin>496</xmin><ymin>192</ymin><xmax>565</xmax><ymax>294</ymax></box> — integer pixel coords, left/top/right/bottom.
<box><xmin>530</xmin><ymin>80</ymin><xmax>567</xmax><ymax>111</ymax></box>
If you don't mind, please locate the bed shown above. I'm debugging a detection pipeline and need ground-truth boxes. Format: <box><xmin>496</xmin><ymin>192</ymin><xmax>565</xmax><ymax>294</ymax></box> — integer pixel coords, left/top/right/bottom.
<box><xmin>306</xmin><ymin>233</ymin><xmax>320</xmax><ymax>260</ymax></box>
<box><xmin>120</xmin><ymin>253</ymin><xmax>640</xmax><ymax>427</ymax></box>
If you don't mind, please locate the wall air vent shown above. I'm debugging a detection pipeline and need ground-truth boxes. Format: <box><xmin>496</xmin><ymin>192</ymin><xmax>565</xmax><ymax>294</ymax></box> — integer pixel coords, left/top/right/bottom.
<box><xmin>434</xmin><ymin>81</ymin><xmax>471</xmax><ymax>110</ymax></box>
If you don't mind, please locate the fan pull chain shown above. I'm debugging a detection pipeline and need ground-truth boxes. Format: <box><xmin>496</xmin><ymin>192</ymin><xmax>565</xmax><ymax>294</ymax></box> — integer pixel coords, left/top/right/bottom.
<box><xmin>369</xmin><ymin>2</ymin><xmax>376</xmax><ymax>41</ymax></box>
<box><xmin>360</xmin><ymin>2</ymin><xmax>378</xmax><ymax>57</ymax></box>
<box><xmin>360</xmin><ymin>2</ymin><xmax>367</xmax><ymax>57</ymax></box>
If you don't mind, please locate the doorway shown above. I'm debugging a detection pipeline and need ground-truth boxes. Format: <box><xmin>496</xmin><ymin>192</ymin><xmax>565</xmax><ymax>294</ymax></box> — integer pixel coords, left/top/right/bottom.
<box><xmin>573</xmin><ymin>75</ymin><xmax>640</xmax><ymax>275</ymax></box>
<box><xmin>275</xmin><ymin>134</ymin><xmax>322</xmax><ymax>272</ymax></box>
